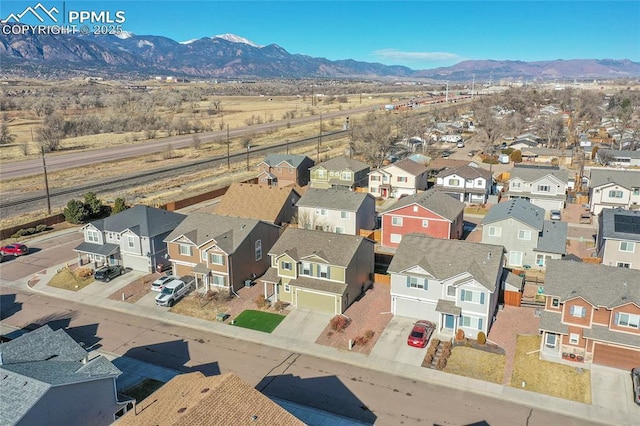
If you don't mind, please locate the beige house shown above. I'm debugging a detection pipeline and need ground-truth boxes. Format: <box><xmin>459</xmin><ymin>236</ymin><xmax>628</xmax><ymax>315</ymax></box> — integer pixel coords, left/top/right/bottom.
<box><xmin>309</xmin><ymin>156</ymin><xmax>369</xmax><ymax>190</ymax></box>
<box><xmin>597</xmin><ymin>208</ymin><xmax>640</xmax><ymax>270</ymax></box>
<box><xmin>368</xmin><ymin>158</ymin><xmax>429</xmax><ymax>199</ymax></box>
<box><xmin>260</xmin><ymin>228</ymin><xmax>375</xmax><ymax>315</ymax></box>
<box><xmin>589</xmin><ymin>168</ymin><xmax>640</xmax><ymax>215</ymax></box>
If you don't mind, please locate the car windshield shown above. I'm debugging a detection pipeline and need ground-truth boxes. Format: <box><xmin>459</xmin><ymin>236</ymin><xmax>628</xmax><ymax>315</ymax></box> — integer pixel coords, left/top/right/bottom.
<box><xmin>410</xmin><ymin>330</ymin><xmax>424</xmax><ymax>338</ymax></box>
<box><xmin>161</xmin><ymin>287</ymin><xmax>174</xmax><ymax>295</ymax></box>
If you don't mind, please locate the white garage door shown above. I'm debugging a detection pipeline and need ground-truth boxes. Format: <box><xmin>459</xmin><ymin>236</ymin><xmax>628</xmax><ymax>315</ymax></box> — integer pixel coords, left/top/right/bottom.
<box><xmin>394</xmin><ymin>297</ymin><xmax>438</xmax><ymax>322</ymax></box>
<box><xmin>122</xmin><ymin>254</ymin><xmax>149</xmax><ymax>272</ymax></box>
<box><xmin>531</xmin><ymin>199</ymin><xmax>562</xmax><ymax>214</ymax></box>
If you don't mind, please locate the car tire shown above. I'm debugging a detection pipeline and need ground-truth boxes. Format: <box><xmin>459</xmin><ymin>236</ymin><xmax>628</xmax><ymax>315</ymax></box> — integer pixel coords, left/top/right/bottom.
<box><xmin>168</xmin><ymin>300</ymin><xmax>174</xmax><ymax>307</ymax></box>
<box><xmin>120</xmin><ymin>269</ymin><xmax>124</xmax><ymax>275</ymax></box>
<box><xmin>105</xmin><ymin>277</ymin><xmax>110</xmax><ymax>282</ymax></box>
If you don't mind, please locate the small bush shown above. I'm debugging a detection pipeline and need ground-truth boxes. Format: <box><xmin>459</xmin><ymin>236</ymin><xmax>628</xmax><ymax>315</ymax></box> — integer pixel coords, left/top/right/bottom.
<box><xmin>427</xmin><ymin>345</ymin><xmax>437</xmax><ymax>358</ymax></box>
<box><xmin>477</xmin><ymin>331</ymin><xmax>487</xmax><ymax>345</ymax></box>
<box><xmin>354</xmin><ymin>335</ymin><xmax>368</xmax><ymax>346</ymax></box>
<box><xmin>11</xmin><ymin>229</ymin><xmax>26</xmax><ymax>238</ymax></box>
<box><xmin>76</xmin><ymin>268</ymin><xmax>93</xmax><ymax>278</ymax></box>
<box><xmin>429</xmin><ymin>338</ymin><xmax>440</xmax><ymax>348</ymax></box>
<box><xmin>455</xmin><ymin>329</ymin><xmax>465</xmax><ymax>341</ymax></box>
<box><xmin>364</xmin><ymin>329</ymin><xmax>375</xmax><ymax>339</ymax></box>
<box><xmin>443</xmin><ymin>341</ymin><xmax>452</xmax><ymax>350</ymax></box>
<box><xmin>273</xmin><ymin>300</ymin><xmax>285</xmax><ymax>311</ymax></box>
<box><xmin>441</xmin><ymin>347</ymin><xmax>452</xmax><ymax>358</ymax></box>
<box><xmin>330</xmin><ymin>315</ymin><xmax>350</xmax><ymax>332</ymax></box>
<box><xmin>254</xmin><ymin>294</ymin><xmax>268</xmax><ymax>309</ymax></box>
<box><xmin>424</xmin><ymin>354</ymin><xmax>434</xmax><ymax>365</ymax></box>
<box><xmin>436</xmin><ymin>357</ymin><xmax>447</xmax><ymax>370</ymax></box>
<box><xmin>36</xmin><ymin>224</ymin><xmax>47</xmax><ymax>232</ymax></box>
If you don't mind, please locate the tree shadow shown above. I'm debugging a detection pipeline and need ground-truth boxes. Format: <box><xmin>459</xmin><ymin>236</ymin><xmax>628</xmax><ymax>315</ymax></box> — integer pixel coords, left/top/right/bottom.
<box><xmin>0</xmin><ymin>293</ymin><xmax>22</xmax><ymax>320</ymax></box>
<box><xmin>121</xmin><ymin>339</ymin><xmax>220</xmax><ymax>376</ymax></box>
<box><xmin>256</xmin><ymin>373</ymin><xmax>377</xmax><ymax>424</ymax></box>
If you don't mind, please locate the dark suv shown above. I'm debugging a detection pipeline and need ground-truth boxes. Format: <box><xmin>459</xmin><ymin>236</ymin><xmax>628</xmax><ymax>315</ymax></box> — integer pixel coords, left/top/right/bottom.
<box><xmin>94</xmin><ymin>265</ymin><xmax>124</xmax><ymax>282</ymax></box>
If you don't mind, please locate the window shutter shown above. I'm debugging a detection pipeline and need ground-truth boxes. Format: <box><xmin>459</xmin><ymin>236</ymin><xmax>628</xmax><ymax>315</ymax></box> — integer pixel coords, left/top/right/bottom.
<box><xmin>478</xmin><ymin>318</ymin><xmax>483</xmax><ymax>330</ymax></box>
<box><xmin>480</xmin><ymin>293</ymin><xmax>485</xmax><ymax>304</ymax></box>
<box><xmin>423</xmin><ymin>278</ymin><xmax>428</xmax><ymax>290</ymax></box>
<box><xmin>460</xmin><ymin>289</ymin><xmax>465</xmax><ymax>301</ymax></box>
<box><xmin>570</xmin><ymin>305</ymin><xmax>575</xmax><ymax>315</ymax></box>
<box><xmin>614</xmin><ymin>312</ymin><xmax>619</xmax><ymax>325</ymax></box>
<box><xmin>581</xmin><ymin>307</ymin><xmax>586</xmax><ymax>318</ymax></box>
<box><xmin>406</xmin><ymin>276</ymin><xmax>410</xmax><ymax>288</ymax></box>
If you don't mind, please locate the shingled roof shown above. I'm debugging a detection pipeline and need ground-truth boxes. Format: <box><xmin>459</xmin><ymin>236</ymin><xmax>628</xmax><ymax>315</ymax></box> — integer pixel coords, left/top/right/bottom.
<box><xmin>260</xmin><ymin>154</ymin><xmax>313</xmax><ymax>168</ymax></box>
<box><xmin>482</xmin><ymin>198</ymin><xmax>545</xmax><ymax>230</ymax></box>
<box><xmin>310</xmin><ymin>156</ymin><xmax>369</xmax><ymax>172</ymax></box>
<box><xmin>509</xmin><ymin>164</ymin><xmax>568</xmax><ymax>183</ymax></box>
<box><xmin>388</xmin><ymin>233</ymin><xmax>504</xmax><ymax>291</ymax></box>
<box><xmin>87</xmin><ymin>205</ymin><xmax>185</xmax><ymax>237</ymax></box>
<box><xmin>214</xmin><ymin>182</ymin><xmax>299</xmax><ymax>224</ymax></box>
<box><xmin>383</xmin><ymin>188</ymin><xmax>465</xmax><ymax>222</ymax></box>
<box><xmin>296</xmin><ymin>188</ymin><xmax>374</xmax><ymax>212</ymax></box>
<box><xmin>590</xmin><ymin>168</ymin><xmax>640</xmax><ymax>189</ymax></box>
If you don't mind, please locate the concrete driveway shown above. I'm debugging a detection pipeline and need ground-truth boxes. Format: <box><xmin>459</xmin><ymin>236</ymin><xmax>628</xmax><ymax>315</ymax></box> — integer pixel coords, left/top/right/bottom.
<box><xmin>78</xmin><ymin>270</ymin><xmax>147</xmax><ymax>299</ymax></box>
<box><xmin>370</xmin><ymin>316</ymin><xmax>428</xmax><ymax>366</ymax></box>
<box><xmin>272</xmin><ymin>308</ymin><xmax>331</xmax><ymax>343</ymax></box>
<box><xmin>591</xmin><ymin>364</ymin><xmax>640</xmax><ymax>416</ymax></box>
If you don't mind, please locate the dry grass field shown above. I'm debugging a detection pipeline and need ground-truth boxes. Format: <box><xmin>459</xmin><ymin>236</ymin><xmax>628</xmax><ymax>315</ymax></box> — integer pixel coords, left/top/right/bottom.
<box><xmin>445</xmin><ymin>346</ymin><xmax>506</xmax><ymax>384</ymax></box>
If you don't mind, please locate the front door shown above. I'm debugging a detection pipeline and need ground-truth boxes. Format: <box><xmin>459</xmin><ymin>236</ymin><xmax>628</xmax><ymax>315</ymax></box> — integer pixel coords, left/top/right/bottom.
<box><xmin>444</xmin><ymin>314</ymin><xmax>454</xmax><ymax>330</ymax></box>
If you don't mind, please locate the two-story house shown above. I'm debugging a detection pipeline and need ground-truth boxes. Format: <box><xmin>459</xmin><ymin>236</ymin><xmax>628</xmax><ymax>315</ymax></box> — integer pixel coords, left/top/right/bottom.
<box><xmin>256</xmin><ymin>154</ymin><xmax>315</xmax><ymax>188</ymax></box>
<box><xmin>295</xmin><ymin>188</ymin><xmax>376</xmax><ymax>235</ymax></box>
<box><xmin>74</xmin><ymin>205</ymin><xmax>186</xmax><ymax>272</ymax></box>
<box><xmin>164</xmin><ymin>213</ymin><xmax>280</xmax><ymax>293</ymax></box>
<box><xmin>481</xmin><ymin>199</ymin><xmax>567</xmax><ymax>269</ymax></box>
<box><xmin>434</xmin><ymin>164</ymin><xmax>494</xmax><ymax>204</ymax></box>
<box><xmin>597</xmin><ymin>208</ymin><xmax>640</xmax><ymax>270</ymax></box>
<box><xmin>596</xmin><ymin>149</ymin><xmax>640</xmax><ymax>167</ymax></box>
<box><xmin>309</xmin><ymin>156</ymin><xmax>370</xmax><ymax>190</ymax></box>
<box><xmin>589</xmin><ymin>168</ymin><xmax>640</xmax><ymax>215</ymax></box>
<box><xmin>503</xmin><ymin>164</ymin><xmax>568</xmax><ymax>214</ymax></box>
<box><xmin>0</xmin><ymin>325</ymin><xmax>131</xmax><ymax>425</ymax></box>
<box><xmin>380</xmin><ymin>189</ymin><xmax>465</xmax><ymax>249</ymax></box>
<box><xmin>539</xmin><ymin>260</ymin><xmax>640</xmax><ymax>370</ymax></box>
<box><xmin>214</xmin><ymin>182</ymin><xmax>300</xmax><ymax>226</ymax></box>
<box><xmin>388</xmin><ymin>233</ymin><xmax>505</xmax><ymax>337</ymax></box>
<box><xmin>259</xmin><ymin>228</ymin><xmax>375</xmax><ymax>315</ymax></box>
<box><xmin>368</xmin><ymin>158</ymin><xmax>429</xmax><ymax>199</ymax></box>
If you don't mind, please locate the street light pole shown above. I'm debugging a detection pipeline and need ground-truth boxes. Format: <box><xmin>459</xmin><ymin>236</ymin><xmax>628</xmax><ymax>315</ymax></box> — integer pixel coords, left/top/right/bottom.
<box><xmin>226</xmin><ymin>124</ymin><xmax>230</xmax><ymax>169</ymax></box>
<box><xmin>41</xmin><ymin>146</ymin><xmax>51</xmax><ymax>214</ymax></box>
<box><xmin>246</xmin><ymin>144</ymin><xmax>250</xmax><ymax>171</ymax></box>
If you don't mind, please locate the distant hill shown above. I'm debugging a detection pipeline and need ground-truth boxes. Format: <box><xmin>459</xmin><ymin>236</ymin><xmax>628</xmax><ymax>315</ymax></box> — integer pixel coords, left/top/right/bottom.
<box><xmin>1</xmin><ymin>26</ymin><xmax>639</xmax><ymax>81</ymax></box>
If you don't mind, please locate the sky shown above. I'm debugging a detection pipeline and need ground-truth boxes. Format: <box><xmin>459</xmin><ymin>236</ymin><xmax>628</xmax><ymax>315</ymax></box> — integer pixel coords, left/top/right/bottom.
<box><xmin>3</xmin><ymin>1</ymin><xmax>640</xmax><ymax>70</ymax></box>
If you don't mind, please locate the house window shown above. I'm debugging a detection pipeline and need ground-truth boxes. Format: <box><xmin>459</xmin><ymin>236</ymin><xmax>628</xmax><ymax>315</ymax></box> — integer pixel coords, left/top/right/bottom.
<box><xmin>488</xmin><ymin>226</ymin><xmax>501</xmax><ymax>237</ymax></box>
<box><xmin>301</xmin><ymin>262</ymin><xmax>311</xmax><ymax>276</ymax></box>
<box><xmin>317</xmin><ymin>169</ymin><xmax>326</xmax><ymax>178</ymax></box>
<box><xmin>422</xmin><ymin>219</ymin><xmax>429</xmax><ymax>228</ymax></box>
<box><xmin>341</xmin><ymin>211</ymin><xmax>350</xmax><ymax>219</ymax></box>
<box><xmin>370</xmin><ymin>187</ymin><xmax>377</xmax><ymax>193</ymax></box>
<box><xmin>608</xmin><ymin>190</ymin><xmax>624</xmax><ymax>198</ymax></box>
<box><xmin>460</xmin><ymin>289</ymin><xmax>485</xmax><ymax>304</ymax></box>
<box><xmin>408</xmin><ymin>276</ymin><xmax>426</xmax><ymax>289</ymax></box>
<box><xmin>570</xmin><ymin>305</ymin><xmax>586</xmax><ymax>318</ymax></box>
<box><xmin>615</xmin><ymin>312</ymin><xmax>640</xmax><ymax>329</ymax></box>
<box><xmin>447</xmin><ymin>286</ymin><xmax>456</xmax><ymax>297</ymax></box>
<box><xmin>617</xmin><ymin>262</ymin><xmax>631</xmax><ymax>268</ymax></box>
<box><xmin>319</xmin><ymin>264</ymin><xmax>330</xmax><ymax>279</ymax></box>
<box><xmin>536</xmin><ymin>254</ymin><xmax>545</xmax><ymax>266</ymax></box>
<box><xmin>512</xmin><ymin>182</ymin><xmax>521</xmax><ymax>188</ymax></box>
<box><xmin>282</xmin><ymin>261</ymin><xmax>293</xmax><ymax>271</ymax></box>
<box><xmin>179</xmin><ymin>244</ymin><xmax>192</xmax><ymax>256</ymax></box>
<box><xmin>448</xmin><ymin>178</ymin><xmax>460</xmax><ymax>186</ymax></box>
<box><xmin>545</xmin><ymin>333</ymin><xmax>557</xmax><ymax>348</ymax></box>
<box><xmin>316</xmin><ymin>208</ymin><xmax>328</xmax><ymax>216</ymax></box>
<box><xmin>284</xmin><ymin>283</ymin><xmax>290</xmax><ymax>293</ymax></box>
<box><xmin>371</xmin><ymin>175</ymin><xmax>380</xmax><ymax>182</ymax></box>
<box><xmin>633</xmin><ymin>187</ymin><xmax>640</xmax><ymax>195</ymax></box>
<box><xmin>413</xmin><ymin>206</ymin><xmax>418</xmax><ymax>213</ymax></box>
<box><xmin>212</xmin><ymin>275</ymin><xmax>226</xmax><ymax>287</ymax></box>
<box><xmin>87</xmin><ymin>230</ymin><xmax>100</xmax><ymax>243</ymax></box>
<box><xmin>537</xmin><ymin>185</ymin><xmax>550</xmax><ymax>192</ymax></box>
<box><xmin>210</xmin><ymin>253</ymin><xmax>224</xmax><ymax>265</ymax></box>
<box><xmin>518</xmin><ymin>229</ymin><xmax>532</xmax><ymax>240</ymax></box>
<box><xmin>460</xmin><ymin>315</ymin><xmax>483</xmax><ymax>330</ymax></box>
<box><xmin>277</xmin><ymin>167</ymin><xmax>282</xmax><ymax>173</ymax></box>
<box><xmin>620</xmin><ymin>241</ymin><xmax>635</xmax><ymax>252</ymax></box>
<box><xmin>569</xmin><ymin>333</ymin><xmax>580</xmax><ymax>345</ymax></box>
<box><xmin>202</xmin><ymin>251</ymin><xmax>207</xmax><ymax>261</ymax></box>
<box><xmin>508</xmin><ymin>251</ymin><xmax>523</xmax><ymax>266</ymax></box>
<box><xmin>335</xmin><ymin>226</ymin><xmax>345</xmax><ymax>234</ymax></box>
<box><xmin>127</xmin><ymin>236</ymin><xmax>135</xmax><ymax>249</ymax></box>
<box><xmin>341</xmin><ymin>171</ymin><xmax>352</xmax><ymax>180</ymax></box>
<box><xmin>255</xmin><ymin>240</ymin><xmax>262</xmax><ymax>261</ymax></box>
<box><xmin>397</xmin><ymin>176</ymin><xmax>408</xmax><ymax>183</ymax></box>
<box><xmin>551</xmin><ymin>298</ymin><xmax>559</xmax><ymax>308</ymax></box>
<box><xmin>391</xmin><ymin>216</ymin><xmax>403</xmax><ymax>226</ymax></box>
<box><xmin>390</xmin><ymin>233</ymin><xmax>402</xmax><ymax>243</ymax></box>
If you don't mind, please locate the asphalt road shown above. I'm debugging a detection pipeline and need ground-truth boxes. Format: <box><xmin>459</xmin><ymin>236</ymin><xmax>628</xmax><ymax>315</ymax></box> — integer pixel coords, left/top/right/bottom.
<box><xmin>0</xmin><ymin>283</ymin><xmax>597</xmax><ymax>426</ymax></box>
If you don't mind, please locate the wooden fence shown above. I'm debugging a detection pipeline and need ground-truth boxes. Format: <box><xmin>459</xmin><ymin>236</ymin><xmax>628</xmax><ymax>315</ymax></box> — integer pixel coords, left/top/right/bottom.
<box><xmin>0</xmin><ymin>213</ymin><xmax>66</xmax><ymax>241</ymax></box>
<box><xmin>374</xmin><ymin>273</ymin><xmax>391</xmax><ymax>285</ymax></box>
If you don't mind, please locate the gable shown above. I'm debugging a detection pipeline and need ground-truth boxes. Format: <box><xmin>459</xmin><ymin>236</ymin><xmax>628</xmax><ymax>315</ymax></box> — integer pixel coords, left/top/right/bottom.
<box><xmin>383</xmin><ymin>203</ymin><xmax>448</xmax><ymax>221</ymax></box>
<box><xmin>300</xmin><ymin>253</ymin><xmax>330</xmax><ymax>264</ymax></box>
<box><xmin>531</xmin><ymin>174</ymin><xmax>564</xmax><ymax>187</ymax></box>
<box><xmin>401</xmin><ymin>265</ymin><xmax>435</xmax><ymax>278</ymax></box>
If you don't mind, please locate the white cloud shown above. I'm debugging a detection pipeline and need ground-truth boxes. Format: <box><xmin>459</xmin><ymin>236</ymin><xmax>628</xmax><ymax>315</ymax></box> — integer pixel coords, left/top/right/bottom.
<box><xmin>372</xmin><ymin>49</ymin><xmax>461</xmax><ymax>63</ymax></box>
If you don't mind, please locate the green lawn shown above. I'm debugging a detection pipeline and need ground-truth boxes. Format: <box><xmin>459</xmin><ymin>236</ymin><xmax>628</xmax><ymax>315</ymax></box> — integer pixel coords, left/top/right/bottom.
<box><xmin>232</xmin><ymin>310</ymin><xmax>285</xmax><ymax>333</ymax></box>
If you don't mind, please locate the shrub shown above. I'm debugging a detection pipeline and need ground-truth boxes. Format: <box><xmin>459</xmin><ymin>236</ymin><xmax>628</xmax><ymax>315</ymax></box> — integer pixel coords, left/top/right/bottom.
<box><xmin>36</xmin><ymin>224</ymin><xmax>47</xmax><ymax>232</ymax></box>
<box><xmin>436</xmin><ymin>357</ymin><xmax>447</xmax><ymax>370</ymax></box>
<box><xmin>254</xmin><ymin>294</ymin><xmax>268</xmax><ymax>309</ymax></box>
<box><xmin>11</xmin><ymin>229</ymin><xmax>26</xmax><ymax>238</ymax></box>
<box><xmin>427</xmin><ymin>345</ymin><xmax>437</xmax><ymax>358</ymax></box>
<box><xmin>64</xmin><ymin>199</ymin><xmax>88</xmax><ymax>224</ymax></box>
<box><xmin>364</xmin><ymin>330</ymin><xmax>375</xmax><ymax>339</ymax></box>
<box><xmin>354</xmin><ymin>335</ymin><xmax>368</xmax><ymax>346</ymax></box>
<box><xmin>76</xmin><ymin>267</ymin><xmax>93</xmax><ymax>278</ymax></box>
<box><xmin>430</xmin><ymin>338</ymin><xmax>440</xmax><ymax>348</ymax></box>
<box><xmin>511</xmin><ymin>149</ymin><xmax>523</xmax><ymax>163</ymax></box>
<box><xmin>477</xmin><ymin>331</ymin><xmax>487</xmax><ymax>345</ymax></box>
<box><xmin>443</xmin><ymin>341</ymin><xmax>452</xmax><ymax>350</ymax></box>
<box><xmin>273</xmin><ymin>300</ymin><xmax>286</xmax><ymax>311</ymax></box>
<box><xmin>455</xmin><ymin>329</ymin><xmax>465</xmax><ymax>341</ymax></box>
<box><xmin>330</xmin><ymin>315</ymin><xmax>350</xmax><ymax>332</ymax></box>
<box><xmin>424</xmin><ymin>354</ymin><xmax>434</xmax><ymax>365</ymax></box>
<box><xmin>441</xmin><ymin>347</ymin><xmax>452</xmax><ymax>358</ymax></box>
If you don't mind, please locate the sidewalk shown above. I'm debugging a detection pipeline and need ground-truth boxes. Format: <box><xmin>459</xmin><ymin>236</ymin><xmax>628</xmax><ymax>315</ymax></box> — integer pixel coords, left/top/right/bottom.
<box><xmin>5</xmin><ymin>261</ymin><xmax>639</xmax><ymax>426</ymax></box>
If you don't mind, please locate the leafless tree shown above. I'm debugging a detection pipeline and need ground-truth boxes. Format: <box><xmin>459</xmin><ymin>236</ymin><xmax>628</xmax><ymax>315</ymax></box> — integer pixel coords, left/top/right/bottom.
<box><xmin>537</xmin><ymin>114</ymin><xmax>565</xmax><ymax>149</ymax></box>
<box><xmin>0</xmin><ymin>115</ymin><xmax>16</xmax><ymax>145</ymax></box>
<box><xmin>351</xmin><ymin>111</ymin><xmax>395</xmax><ymax>168</ymax></box>
<box><xmin>36</xmin><ymin>113</ymin><xmax>64</xmax><ymax>152</ymax></box>
<box><xmin>191</xmin><ymin>134</ymin><xmax>201</xmax><ymax>150</ymax></box>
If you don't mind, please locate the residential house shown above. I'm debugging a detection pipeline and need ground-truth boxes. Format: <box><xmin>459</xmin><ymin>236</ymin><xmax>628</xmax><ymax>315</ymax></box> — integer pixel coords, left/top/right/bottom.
<box><xmin>380</xmin><ymin>189</ymin><xmax>465</xmax><ymax>249</ymax></box>
<box><xmin>589</xmin><ymin>168</ymin><xmax>640</xmax><ymax>215</ymax></box>
<box><xmin>214</xmin><ymin>182</ymin><xmax>300</xmax><ymax>226</ymax></box>
<box><xmin>164</xmin><ymin>213</ymin><xmax>280</xmax><ymax>293</ymax></box>
<box><xmin>481</xmin><ymin>199</ymin><xmax>567</xmax><ymax>269</ymax></box>
<box><xmin>388</xmin><ymin>234</ymin><xmax>505</xmax><ymax>337</ymax></box>
<box><xmin>309</xmin><ymin>156</ymin><xmax>370</xmax><ymax>190</ymax></box>
<box><xmin>73</xmin><ymin>205</ymin><xmax>186</xmax><ymax>272</ymax></box>
<box><xmin>434</xmin><ymin>164</ymin><xmax>494</xmax><ymax>204</ymax></box>
<box><xmin>116</xmin><ymin>372</ymin><xmax>303</xmax><ymax>426</ymax></box>
<box><xmin>503</xmin><ymin>164</ymin><xmax>568</xmax><ymax>213</ymax></box>
<box><xmin>539</xmin><ymin>260</ymin><xmax>640</xmax><ymax>370</ymax></box>
<box><xmin>368</xmin><ymin>158</ymin><xmax>429</xmax><ymax>199</ymax></box>
<box><xmin>295</xmin><ymin>188</ymin><xmax>376</xmax><ymax>235</ymax></box>
<box><xmin>256</xmin><ymin>154</ymin><xmax>315</xmax><ymax>188</ymax></box>
<box><xmin>0</xmin><ymin>325</ymin><xmax>131</xmax><ymax>425</ymax></box>
<box><xmin>596</xmin><ymin>149</ymin><xmax>640</xmax><ymax>167</ymax></box>
<box><xmin>259</xmin><ymin>228</ymin><xmax>375</xmax><ymax>315</ymax></box>
<box><xmin>519</xmin><ymin>147</ymin><xmax>573</xmax><ymax>166</ymax></box>
<box><xmin>508</xmin><ymin>133</ymin><xmax>544</xmax><ymax>151</ymax></box>
<box><xmin>597</xmin><ymin>208</ymin><xmax>640</xmax><ymax>270</ymax></box>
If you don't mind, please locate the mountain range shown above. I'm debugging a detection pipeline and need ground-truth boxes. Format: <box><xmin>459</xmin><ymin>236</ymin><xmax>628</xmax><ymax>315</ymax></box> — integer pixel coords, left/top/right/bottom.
<box><xmin>1</xmin><ymin>26</ymin><xmax>639</xmax><ymax>81</ymax></box>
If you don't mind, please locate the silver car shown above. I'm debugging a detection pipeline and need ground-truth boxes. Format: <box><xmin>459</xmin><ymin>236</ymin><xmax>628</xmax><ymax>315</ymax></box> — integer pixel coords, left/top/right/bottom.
<box><xmin>151</xmin><ymin>275</ymin><xmax>175</xmax><ymax>292</ymax></box>
<box><xmin>550</xmin><ymin>210</ymin><xmax>562</xmax><ymax>221</ymax></box>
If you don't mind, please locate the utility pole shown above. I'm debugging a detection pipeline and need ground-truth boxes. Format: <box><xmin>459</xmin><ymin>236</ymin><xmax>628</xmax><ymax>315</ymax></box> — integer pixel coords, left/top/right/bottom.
<box><xmin>286</xmin><ymin>139</ymin><xmax>289</xmax><ymax>155</ymax></box>
<box><xmin>226</xmin><ymin>124</ymin><xmax>230</xmax><ymax>169</ymax></box>
<box><xmin>317</xmin><ymin>114</ymin><xmax>322</xmax><ymax>162</ymax></box>
<box><xmin>246</xmin><ymin>144</ymin><xmax>250</xmax><ymax>171</ymax></box>
<box><xmin>472</xmin><ymin>75</ymin><xmax>475</xmax><ymax>99</ymax></box>
<box><xmin>445</xmin><ymin>81</ymin><xmax>449</xmax><ymax>103</ymax></box>
<box><xmin>41</xmin><ymin>146</ymin><xmax>51</xmax><ymax>214</ymax></box>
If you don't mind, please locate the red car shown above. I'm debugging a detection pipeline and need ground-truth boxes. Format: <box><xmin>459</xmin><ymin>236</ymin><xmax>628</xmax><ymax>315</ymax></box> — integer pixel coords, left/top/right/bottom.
<box><xmin>407</xmin><ymin>320</ymin><xmax>435</xmax><ymax>348</ymax></box>
<box><xmin>0</xmin><ymin>244</ymin><xmax>29</xmax><ymax>257</ymax></box>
